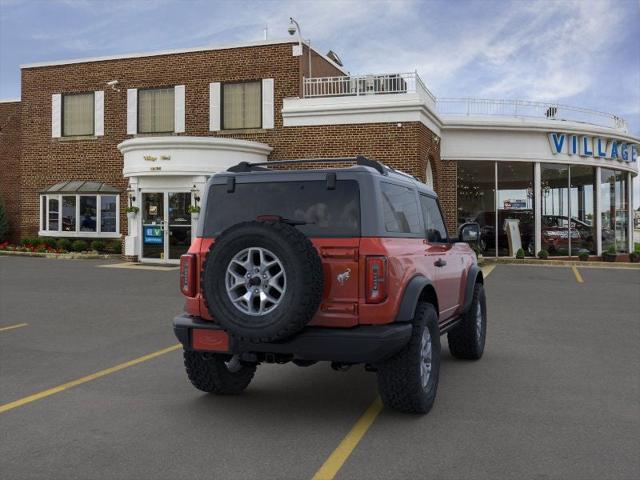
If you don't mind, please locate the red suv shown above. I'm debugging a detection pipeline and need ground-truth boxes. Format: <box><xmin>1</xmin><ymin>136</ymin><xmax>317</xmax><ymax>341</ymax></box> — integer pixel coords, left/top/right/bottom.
<box><xmin>174</xmin><ymin>157</ymin><xmax>487</xmax><ymax>414</ymax></box>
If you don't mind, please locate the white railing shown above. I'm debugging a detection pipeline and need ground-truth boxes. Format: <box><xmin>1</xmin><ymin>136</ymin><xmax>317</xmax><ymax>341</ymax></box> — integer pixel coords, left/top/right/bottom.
<box><xmin>436</xmin><ymin>98</ymin><xmax>628</xmax><ymax>131</ymax></box>
<box><xmin>303</xmin><ymin>72</ymin><xmax>436</xmax><ymax>102</ymax></box>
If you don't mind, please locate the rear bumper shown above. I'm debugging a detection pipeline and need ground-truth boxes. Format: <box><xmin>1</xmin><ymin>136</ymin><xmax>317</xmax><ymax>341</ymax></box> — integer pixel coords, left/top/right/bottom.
<box><xmin>173</xmin><ymin>314</ymin><xmax>412</xmax><ymax>364</ymax></box>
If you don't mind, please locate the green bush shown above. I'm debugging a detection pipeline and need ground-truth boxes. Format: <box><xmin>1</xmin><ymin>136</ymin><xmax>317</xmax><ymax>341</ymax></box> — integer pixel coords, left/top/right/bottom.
<box><xmin>537</xmin><ymin>249</ymin><xmax>549</xmax><ymax>260</ymax></box>
<box><xmin>106</xmin><ymin>240</ymin><xmax>122</xmax><ymax>254</ymax></box>
<box><xmin>38</xmin><ymin>237</ymin><xmax>57</xmax><ymax>249</ymax></box>
<box><xmin>606</xmin><ymin>244</ymin><xmax>617</xmax><ymax>255</ymax></box>
<box><xmin>630</xmin><ymin>252</ymin><xmax>640</xmax><ymax>263</ymax></box>
<box><xmin>578</xmin><ymin>251</ymin><xmax>589</xmax><ymax>261</ymax></box>
<box><xmin>57</xmin><ymin>238</ymin><xmax>72</xmax><ymax>251</ymax></box>
<box><xmin>0</xmin><ymin>197</ymin><xmax>8</xmax><ymax>241</ymax></box>
<box><xmin>21</xmin><ymin>237</ymin><xmax>38</xmax><ymax>247</ymax></box>
<box><xmin>90</xmin><ymin>240</ymin><xmax>106</xmax><ymax>252</ymax></box>
<box><xmin>515</xmin><ymin>248</ymin><xmax>525</xmax><ymax>259</ymax></box>
<box><xmin>71</xmin><ymin>240</ymin><xmax>88</xmax><ymax>252</ymax></box>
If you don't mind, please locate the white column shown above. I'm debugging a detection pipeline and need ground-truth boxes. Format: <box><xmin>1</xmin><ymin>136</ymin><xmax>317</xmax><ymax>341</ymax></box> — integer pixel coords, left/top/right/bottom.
<box><xmin>534</xmin><ymin>162</ymin><xmax>541</xmax><ymax>256</ymax></box>
<box><xmin>628</xmin><ymin>171</ymin><xmax>633</xmax><ymax>253</ymax></box>
<box><xmin>124</xmin><ymin>177</ymin><xmax>140</xmax><ymax>258</ymax></box>
<box><xmin>595</xmin><ymin>167</ymin><xmax>602</xmax><ymax>256</ymax></box>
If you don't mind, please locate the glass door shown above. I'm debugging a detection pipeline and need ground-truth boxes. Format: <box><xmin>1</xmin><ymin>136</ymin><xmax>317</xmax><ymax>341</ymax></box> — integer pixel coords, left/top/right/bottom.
<box><xmin>168</xmin><ymin>192</ymin><xmax>192</xmax><ymax>261</ymax></box>
<box><xmin>141</xmin><ymin>192</ymin><xmax>192</xmax><ymax>263</ymax></box>
<box><xmin>141</xmin><ymin>193</ymin><xmax>165</xmax><ymax>261</ymax></box>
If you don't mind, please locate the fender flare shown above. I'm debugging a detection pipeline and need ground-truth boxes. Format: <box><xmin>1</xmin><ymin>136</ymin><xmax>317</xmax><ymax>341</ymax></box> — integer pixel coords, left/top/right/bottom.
<box><xmin>462</xmin><ymin>264</ymin><xmax>483</xmax><ymax>314</ymax></box>
<box><xmin>394</xmin><ymin>275</ymin><xmax>437</xmax><ymax>322</ymax></box>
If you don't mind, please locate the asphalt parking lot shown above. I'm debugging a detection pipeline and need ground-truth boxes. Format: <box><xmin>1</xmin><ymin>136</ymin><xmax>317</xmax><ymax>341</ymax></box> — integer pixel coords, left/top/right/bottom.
<box><xmin>1</xmin><ymin>257</ymin><xmax>639</xmax><ymax>480</ymax></box>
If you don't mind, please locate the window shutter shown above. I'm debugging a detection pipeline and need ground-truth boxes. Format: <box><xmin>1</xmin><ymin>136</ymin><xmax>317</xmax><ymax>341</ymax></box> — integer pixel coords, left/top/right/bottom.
<box><xmin>51</xmin><ymin>94</ymin><xmax>61</xmax><ymax>138</ymax></box>
<box><xmin>209</xmin><ymin>82</ymin><xmax>221</xmax><ymax>131</ymax></box>
<box><xmin>94</xmin><ymin>91</ymin><xmax>104</xmax><ymax>136</ymax></box>
<box><xmin>262</xmin><ymin>78</ymin><xmax>274</xmax><ymax>129</ymax></box>
<box><xmin>127</xmin><ymin>88</ymin><xmax>137</xmax><ymax>135</ymax></box>
<box><xmin>174</xmin><ymin>85</ymin><xmax>185</xmax><ymax>133</ymax></box>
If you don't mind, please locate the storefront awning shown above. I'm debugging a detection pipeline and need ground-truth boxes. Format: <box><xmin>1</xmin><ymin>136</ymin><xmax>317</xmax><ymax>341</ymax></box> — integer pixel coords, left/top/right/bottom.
<box><xmin>41</xmin><ymin>181</ymin><xmax>120</xmax><ymax>194</ymax></box>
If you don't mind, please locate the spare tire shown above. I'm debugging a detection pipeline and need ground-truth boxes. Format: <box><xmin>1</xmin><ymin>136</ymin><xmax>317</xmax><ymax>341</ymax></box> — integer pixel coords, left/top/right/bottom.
<box><xmin>202</xmin><ymin>221</ymin><xmax>324</xmax><ymax>342</ymax></box>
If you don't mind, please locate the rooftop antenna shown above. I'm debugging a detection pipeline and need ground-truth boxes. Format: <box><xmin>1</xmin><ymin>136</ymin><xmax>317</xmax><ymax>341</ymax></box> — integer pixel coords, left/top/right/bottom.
<box><xmin>263</xmin><ymin>24</ymin><xmax>268</xmax><ymax>40</ymax></box>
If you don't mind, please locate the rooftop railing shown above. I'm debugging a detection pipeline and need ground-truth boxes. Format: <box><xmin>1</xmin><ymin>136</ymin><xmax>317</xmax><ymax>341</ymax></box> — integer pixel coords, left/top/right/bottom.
<box><xmin>436</xmin><ymin>98</ymin><xmax>628</xmax><ymax>131</ymax></box>
<box><xmin>303</xmin><ymin>72</ymin><xmax>436</xmax><ymax>103</ymax></box>
<box><xmin>301</xmin><ymin>74</ymin><xmax>627</xmax><ymax>131</ymax></box>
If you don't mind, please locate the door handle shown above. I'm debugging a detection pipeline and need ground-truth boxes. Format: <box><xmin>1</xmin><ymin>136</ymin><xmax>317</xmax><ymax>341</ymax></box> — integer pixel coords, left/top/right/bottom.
<box><xmin>434</xmin><ymin>258</ymin><xmax>447</xmax><ymax>267</ymax></box>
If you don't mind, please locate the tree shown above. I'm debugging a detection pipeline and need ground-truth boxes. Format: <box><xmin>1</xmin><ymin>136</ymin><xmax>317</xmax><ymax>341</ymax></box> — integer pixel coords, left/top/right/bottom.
<box><xmin>0</xmin><ymin>197</ymin><xmax>9</xmax><ymax>242</ymax></box>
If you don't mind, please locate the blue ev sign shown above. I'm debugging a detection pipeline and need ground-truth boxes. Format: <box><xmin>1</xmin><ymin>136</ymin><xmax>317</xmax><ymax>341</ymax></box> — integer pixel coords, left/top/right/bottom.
<box><xmin>548</xmin><ymin>133</ymin><xmax>638</xmax><ymax>163</ymax></box>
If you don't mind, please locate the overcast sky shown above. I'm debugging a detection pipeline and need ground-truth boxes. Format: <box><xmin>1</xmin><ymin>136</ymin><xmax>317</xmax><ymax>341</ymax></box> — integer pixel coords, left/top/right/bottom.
<box><xmin>1</xmin><ymin>0</ymin><xmax>639</xmax><ymax>204</ymax></box>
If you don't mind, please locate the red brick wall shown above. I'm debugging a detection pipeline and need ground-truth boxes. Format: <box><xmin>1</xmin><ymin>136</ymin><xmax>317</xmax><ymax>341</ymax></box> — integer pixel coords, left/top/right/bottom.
<box><xmin>16</xmin><ymin>41</ymin><xmax>447</xmax><ymax>240</ymax></box>
<box><xmin>0</xmin><ymin>101</ymin><xmax>21</xmax><ymax>242</ymax></box>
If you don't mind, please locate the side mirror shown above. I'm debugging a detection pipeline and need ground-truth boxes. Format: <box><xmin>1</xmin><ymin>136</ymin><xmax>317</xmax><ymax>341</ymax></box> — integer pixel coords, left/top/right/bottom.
<box><xmin>459</xmin><ymin>222</ymin><xmax>480</xmax><ymax>243</ymax></box>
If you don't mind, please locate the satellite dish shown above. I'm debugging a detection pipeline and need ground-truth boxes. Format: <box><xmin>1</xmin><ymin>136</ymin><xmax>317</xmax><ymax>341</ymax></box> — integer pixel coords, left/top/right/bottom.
<box><xmin>326</xmin><ymin>50</ymin><xmax>343</xmax><ymax>67</ymax></box>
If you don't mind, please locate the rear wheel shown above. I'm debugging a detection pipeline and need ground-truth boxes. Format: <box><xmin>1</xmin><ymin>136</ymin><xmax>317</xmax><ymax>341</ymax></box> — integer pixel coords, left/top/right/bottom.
<box><xmin>447</xmin><ymin>283</ymin><xmax>486</xmax><ymax>360</ymax></box>
<box><xmin>183</xmin><ymin>351</ymin><xmax>256</xmax><ymax>395</ymax></box>
<box><xmin>376</xmin><ymin>302</ymin><xmax>441</xmax><ymax>414</ymax></box>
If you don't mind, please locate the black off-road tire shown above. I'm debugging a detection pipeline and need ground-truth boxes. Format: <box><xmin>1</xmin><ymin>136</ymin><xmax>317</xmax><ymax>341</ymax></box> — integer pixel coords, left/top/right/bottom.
<box><xmin>376</xmin><ymin>303</ymin><xmax>441</xmax><ymax>414</ymax></box>
<box><xmin>448</xmin><ymin>282</ymin><xmax>486</xmax><ymax>360</ymax></box>
<box><xmin>202</xmin><ymin>221</ymin><xmax>323</xmax><ymax>343</ymax></box>
<box><xmin>183</xmin><ymin>351</ymin><xmax>256</xmax><ymax>395</ymax></box>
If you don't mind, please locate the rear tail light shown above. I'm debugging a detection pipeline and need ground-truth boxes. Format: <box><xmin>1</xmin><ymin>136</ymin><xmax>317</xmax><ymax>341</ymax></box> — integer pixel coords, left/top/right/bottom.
<box><xmin>180</xmin><ymin>254</ymin><xmax>197</xmax><ymax>297</ymax></box>
<box><xmin>366</xmin><ymin>256</ymin><xmax>388</xmax><ymax>303</ymax></box>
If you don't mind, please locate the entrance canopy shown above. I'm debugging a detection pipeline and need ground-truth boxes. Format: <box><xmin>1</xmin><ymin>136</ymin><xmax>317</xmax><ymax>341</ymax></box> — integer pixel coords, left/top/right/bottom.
<box><xmin>41</xmin><ymin>180</ymin><xmax>120</xmax><ymax>194</ymax></box>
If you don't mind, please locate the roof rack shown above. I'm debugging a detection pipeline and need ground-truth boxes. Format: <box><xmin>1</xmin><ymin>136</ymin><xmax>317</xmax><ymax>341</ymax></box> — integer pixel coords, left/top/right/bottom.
<box><xmin>227</xmin><ymin>155</ymin><xmax>387</xmax><ymax>175</ymax></box>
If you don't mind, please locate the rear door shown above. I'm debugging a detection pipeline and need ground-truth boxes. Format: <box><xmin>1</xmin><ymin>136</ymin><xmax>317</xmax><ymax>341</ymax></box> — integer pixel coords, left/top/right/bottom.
<box><xmin>420</xmin><ymin>194</ymin><xmax>464</xmax><ymax>320</ymax></box>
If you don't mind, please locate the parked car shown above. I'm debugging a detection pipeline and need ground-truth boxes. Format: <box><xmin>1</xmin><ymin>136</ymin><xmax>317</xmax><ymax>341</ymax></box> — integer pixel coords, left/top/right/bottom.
<box><xmin>173</xmin><ymin>157</ymin><xmax>486</xmax><ymax>414</ymax></box>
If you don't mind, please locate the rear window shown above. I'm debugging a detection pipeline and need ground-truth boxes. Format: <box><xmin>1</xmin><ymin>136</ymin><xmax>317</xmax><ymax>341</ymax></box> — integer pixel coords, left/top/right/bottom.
<box><xmin>203</xmin><ymin>180</ymin><xmax>360</xmax><ymax>237</ymax></box>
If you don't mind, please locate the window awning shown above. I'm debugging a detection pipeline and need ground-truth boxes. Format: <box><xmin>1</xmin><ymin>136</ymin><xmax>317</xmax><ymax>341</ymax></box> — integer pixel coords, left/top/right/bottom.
<box><xmin>41</xmin><ymin>181</ymin><xmax>120</xmax><ymax>194</ymax></box>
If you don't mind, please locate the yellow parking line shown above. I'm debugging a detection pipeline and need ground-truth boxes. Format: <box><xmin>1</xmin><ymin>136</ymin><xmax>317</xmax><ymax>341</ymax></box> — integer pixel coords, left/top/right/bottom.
<box><xmin>0</xmin><ymin>323</ymin><xmax>28</xmax><ymax>333</ymax></box>
<box><xmin>571</xmin><ymin>265</ymin><xmax>584</xmax><ymax>283</ymax></box>
<box><xmin>311</xmin><ymin>397</ymin><xmax>383</xmax><ymax>480</ymax></box>
<box><xmin>481</xmin><ymin>264</ymin><xmax>496</xmax><ymax>278</ymax></box>
<box><xmin>0</xmin><ymin>344</ymin><xmax>181</xmax><ymax>414</ymax></box>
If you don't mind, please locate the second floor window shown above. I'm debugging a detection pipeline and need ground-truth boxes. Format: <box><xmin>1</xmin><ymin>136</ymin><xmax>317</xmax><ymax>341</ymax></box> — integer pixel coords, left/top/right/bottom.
<box><xmin>223</xmin><ymin>81</ymin><xmax>261</xmax><ymax>130</ymax></box>
<box><xmin>138</xmin><ymin>88</ymin><xmax>175</xmax><ymax>133</ymax></box>
<box><xmin>63</xmin><ymin>92</ymin><xmax>94</xmax><ymax>136</ymax></box>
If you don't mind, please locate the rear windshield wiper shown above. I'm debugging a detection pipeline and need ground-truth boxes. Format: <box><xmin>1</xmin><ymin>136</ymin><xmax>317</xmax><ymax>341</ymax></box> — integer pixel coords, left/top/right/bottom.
<box><xmin>256</xmin><ymin>215</ymin><xmax>311</xmax><ymax>226</ymax></box>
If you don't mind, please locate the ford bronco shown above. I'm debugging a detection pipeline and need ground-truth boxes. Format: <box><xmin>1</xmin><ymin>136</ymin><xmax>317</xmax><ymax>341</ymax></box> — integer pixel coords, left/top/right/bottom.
<box><xmin>173</xmin><ymin>156</ymin><xmax>486</xmax><ymax>414</ymax></box>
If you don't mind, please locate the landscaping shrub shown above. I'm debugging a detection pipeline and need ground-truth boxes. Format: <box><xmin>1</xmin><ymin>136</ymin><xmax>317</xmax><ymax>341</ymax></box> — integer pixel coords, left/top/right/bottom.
<box><xmin>71</xmin><ymin>240</ymin><xmax>88</xmax><ymax>252</ymax></box>
<box><xmin>38</xmin><ymin>237</ymin><xmax>57</xmax><ymax>249</ymax></box>
<box><xmin>537</xmin><ymin>249</ymin><xmax>549</xmax><ymax>259</ymax></box>
<box><xmin>515</xmin><ymin>248</ymin><xmax>525</xmax><ymax>259</ymax></box>
<box><xmin>57</xmin><ymin>238</ymin><xmax>72</xmax><ymax>251</ymax></box>
<box><xmin>106</xmin><ymin>240</ymin><xmax>122</xmax><ymax>254</ymax></box>
<box><xmin>21</xmin><ymin>237</ymin><xmax>37</xmax><ymax>247</ymax></box>
<box><xmin>578</xmin><ymin>251</ymin><xmax>589</xmax><ymax>261</ymax></box>
<box><xmin>90</xmin><ymin>240</ymin><xmax>106</xmax><ymax>252</ymax></box>
<box><xmin>0</xmin><ymin>197</ymin><xmax>8</xmax><ymax>242</ymax></box>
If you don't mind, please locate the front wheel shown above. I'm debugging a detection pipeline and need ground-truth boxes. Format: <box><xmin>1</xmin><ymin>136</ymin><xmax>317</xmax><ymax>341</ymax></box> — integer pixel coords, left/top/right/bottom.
<box><xmin>183</xmin><ymin>351</ymin><xmax>256</xmax><ymax>394</ymax></box>
<box><xmin>376</xmin><ymin>303</ymin><xmax>441</xmax><ymax>414</ymax></box>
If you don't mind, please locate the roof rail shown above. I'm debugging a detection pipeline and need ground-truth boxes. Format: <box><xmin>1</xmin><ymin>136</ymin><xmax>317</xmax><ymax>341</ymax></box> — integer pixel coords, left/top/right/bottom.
<box><xmin>227</xmin><ymin>155</ymin><xmax>386</xmax><ymax>175</ymax></box>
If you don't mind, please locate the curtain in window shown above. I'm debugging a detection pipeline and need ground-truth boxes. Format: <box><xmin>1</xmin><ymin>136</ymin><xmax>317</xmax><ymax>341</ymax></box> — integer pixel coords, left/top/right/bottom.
<box><xmin>138</xmin><ymin>88</ymin><xmax>175</xmax><ymax>133</ymax></box>
<box><xmin>63</xmin><ymin>93</ymin><xmax>94</xmax><ymax>136</ymax></box>
<box><xmin>223</xmin><ymin>82</ymin><xmax>261</xmax><ymax>129</ymax></box>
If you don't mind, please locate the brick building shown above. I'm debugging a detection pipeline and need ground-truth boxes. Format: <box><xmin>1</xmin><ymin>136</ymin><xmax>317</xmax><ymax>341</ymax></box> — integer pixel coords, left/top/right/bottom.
<box><xmin>0</xmin><ymin>38</ymin><xmax>638</xmax><ymax>262</ymax></box>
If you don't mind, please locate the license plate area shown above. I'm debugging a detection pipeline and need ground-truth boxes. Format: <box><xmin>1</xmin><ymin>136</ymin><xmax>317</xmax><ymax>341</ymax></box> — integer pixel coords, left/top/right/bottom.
<box><xmin>192</xmin><ymin>329</ymin><xmax>230</xmax><ymax>352</ymax></box>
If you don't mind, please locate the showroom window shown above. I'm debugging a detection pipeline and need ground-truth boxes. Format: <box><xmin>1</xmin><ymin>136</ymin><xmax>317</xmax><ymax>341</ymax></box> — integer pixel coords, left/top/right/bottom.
<box><xmin>39</xmin><ymin>181</ymin><xmax>120</xmax><ymax>238</ymax></box>
<box><xmin>457</xmin><ymin>161</ymin><xmax>496</xmax><ymax>256</ymax></box>
<box><xmin>222</xmin><ymin>81</ymin><xmax>261</xmax><ymax>130</ymax></box>
<box><xmin>497</xmin><ymin>162</ymin><xmax>534</xmax><ymax>257</ymax></box>
<box><xmin>138</xmin><ymin>87</ymin><xmax>175</xmax><ymax>133</ymax></box>
<box><xmin>62</xmin><ymin>92</ymin><xmax>94</xmax><ymax>136</ymax></box>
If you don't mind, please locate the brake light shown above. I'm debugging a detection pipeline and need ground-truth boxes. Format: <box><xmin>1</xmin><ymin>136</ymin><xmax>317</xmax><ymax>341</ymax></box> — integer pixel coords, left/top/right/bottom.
<box><xmin>180</xmin><ymin>254</ymin><xmax>197</xmax><ymax>297</ymax></box>
<box><xmin>366</xmin><ymin>256</ymin><xmax>388</xmax><ymax>303</ymax></box>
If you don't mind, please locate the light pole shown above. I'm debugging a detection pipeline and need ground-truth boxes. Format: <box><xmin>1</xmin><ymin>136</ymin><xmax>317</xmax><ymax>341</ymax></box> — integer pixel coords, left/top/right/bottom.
<box><xmin>288</xmin><ymin>17</ymin><xmax>311</xmax><ymax>78</ymax></box>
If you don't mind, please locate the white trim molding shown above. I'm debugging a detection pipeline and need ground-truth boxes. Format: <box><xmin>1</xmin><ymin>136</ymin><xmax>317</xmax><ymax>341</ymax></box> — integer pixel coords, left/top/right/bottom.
<box><xmin>51</xmin><ymin>94</ymin><xmax>61</xmax><ymax>138</ymax></box>
<box><xmin>118</xmin><ymin>136</ymin><xmax>272</xmax><ymax>178</ymax></box>
<box><xmin>282</xmin><ymin>93</ymin><xmax>442</xmax><ymax>135</ymax></box>
<box><xmin>262</xmin><ymin>78</ymin><xmax>275</xmax><ymax>129</ymax></box>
